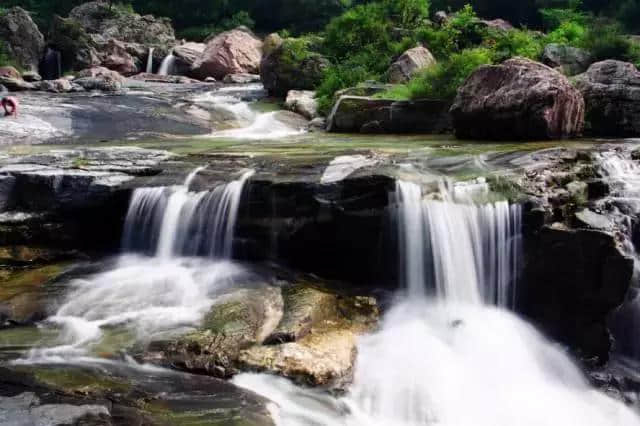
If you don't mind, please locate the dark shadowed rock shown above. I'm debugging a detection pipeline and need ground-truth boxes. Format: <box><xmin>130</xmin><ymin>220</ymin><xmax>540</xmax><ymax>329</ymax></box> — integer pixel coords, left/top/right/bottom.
<box><xmin>327</xmin><ymin>96</ymin><xmax>451</xmax><ymax>133</ymax></box>
<box><xmin>542</xmin><ymin>43</ymin><xmax>592</xmax><ymax>76</ymax></box>
<box><xmin>0</xmin><ymin>76</ymin><xmax>35</xmax><ymax>91</ymax></box>
<box><xmin>451</xmin><ymin>57</ymin><xmax>584</xmax><ymax>140</ymax></box>
<box><xmin>49</xmin><ymin>15</ymin><xmax>101</xmax><ymax>72</ymax></box>
<box><xmin>388</xmin><ymin>46</ymin><xmax>436</xmax><ymax>83</ymax></box>
<box><xmin>574</xmin><ymin>60</ymin><xmax>640</xmax><ymax>137</ymax></box>
<box><xmin>191</xmin><ymin>28</ymin><xmax>263</xmax><ymax>80</ymax></box>
<box><xmin>260</xmin><ymin>37</ymin><xmax>329</xmax><ymax>97</ymax></box>
<box><xmin>0</xmin><ymin>7</ymin><xmax>45</xmax><ymax>72</ymax></box>
<box><xmin>520</xmin><ymin>223</ymin><xmax>634</xmax><ymax>362</ymax></box>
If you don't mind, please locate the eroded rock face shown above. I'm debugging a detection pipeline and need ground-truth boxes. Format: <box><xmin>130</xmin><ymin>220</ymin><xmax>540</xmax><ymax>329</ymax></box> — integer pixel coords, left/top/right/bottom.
<box><xmin>451</xmin><ymin>58</ymin><xmax>585</xmax><ymax>140</ymax></box>
<box><xmin>542</xmin><ymin>43</ymin><xmax>592</xmax><ymax>76</ymax></box>
<box><xmin>327</xmin><ymin>96</ymin><xmax>451</xmax><ymax>133</ymax></box>
<box><xmin>173</xmin><ymin>41</ymin><xmax>206</xmax><ymax>71</ymax></box>
<box><xmin>260</xmin><ymin>37</ymin><xmax>329</xmax><ymax>97</ymax></box>
<box><xmin>99</xmin><ymin>39</ymin><xmax>138</xmax><ymax>75</ymax></box>
<box><xmin>0</xmin><ymin>7</ymin><xmax>45</xmax><ymax>72</ymax></box>
<box><xmin>69</xmin><ymin>1</ymin><xmax>175</xmax><ymax>47</ymax></box>
<box><xmin>285</xmin><ymin>90</ymin><xmax>319</xmax><ymax>120</ymax></box>
<box><xmin>574</xmin><ymin>60</ymin><xmax>640</xmax><ymax>137</ymax></box>
<box><xmin>191</xmin><ymin>28</ymin><xmax>263</xmax><ymax>80</ymax></box>
<box><xmin>388</xmin><ymin>46</ymin><xmax>436</xmax><ymax>84</ymax></box>
<box><xmin>49</xmin><ymin>15</ymin><xmax>101</xmax><ymax>72</ymax></box>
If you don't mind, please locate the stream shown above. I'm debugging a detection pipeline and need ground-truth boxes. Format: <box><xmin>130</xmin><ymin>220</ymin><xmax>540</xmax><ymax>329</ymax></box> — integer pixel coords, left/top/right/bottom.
<box><xmin>1</xmin><ymin>82</ymin><xmax>640</xmax><ymax>425</ymax></box>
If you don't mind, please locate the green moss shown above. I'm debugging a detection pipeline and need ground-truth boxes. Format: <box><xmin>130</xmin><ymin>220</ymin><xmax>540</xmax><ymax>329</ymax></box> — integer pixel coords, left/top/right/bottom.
<box><xmin>487</xmin><ymin>175</ymin><xmax>525</xmax><ymax>202</ymax></box>
<box><xmin>0</xmin><ymin>264</ymin><xmax>67</xmax><ymax>302</ymax></box>
<box><xmin>25</xmin><ymin>366</ymin><xmax>132</xmax><ymax>395</ymax></box>
<box><xmin>143</xmin><ymin>401</ymin><xmax>260</xmax><ymax>426</ymax></box>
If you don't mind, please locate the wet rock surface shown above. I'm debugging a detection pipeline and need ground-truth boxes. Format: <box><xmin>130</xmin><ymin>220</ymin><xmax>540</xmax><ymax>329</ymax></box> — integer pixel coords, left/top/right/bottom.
<box><xmin>145</xmin><ymin>279</ymin><xmax>379</xmax><ymax>388</ymax></box>
<box><xmin>451</xmin><ymin>58</ymin><xmax>585</xmax><ymax>140</ymax></box>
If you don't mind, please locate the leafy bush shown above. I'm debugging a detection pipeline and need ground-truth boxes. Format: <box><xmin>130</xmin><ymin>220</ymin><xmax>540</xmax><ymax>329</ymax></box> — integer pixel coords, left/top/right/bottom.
<box><xmin>383</xmin><ymin>47</ymin><xmax>493</xmax><ymax>101</ymax></box>
<box><xmin>416</xmin><ymin>5</ymin><xmax>486</xmax><ymax>59</ymax></box>
<box><xmin>486</xmin><ymin>28</ymin><xmax>545</xmax><ymax>61</ymax></box>
<box><xmin>579</xmin><ymin>19</ymin><xmax>639</xmax><ymax>62</ymax></box>
<box><xmin>316</xmin><ymin>57</ymin><xmax>376</xmax><ymax>114</ymax></box>
<box><xmin>545</xmin><ymin>20</ymin><xmax>587</xmax><ymax>45</ymax></box>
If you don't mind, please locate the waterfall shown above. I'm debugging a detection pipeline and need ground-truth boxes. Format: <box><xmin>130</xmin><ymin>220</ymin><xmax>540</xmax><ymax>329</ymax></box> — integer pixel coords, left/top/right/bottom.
<box><xmin>395</xmin><ymin>180</ymin><xmax>521</xmax><ymax>307</ymax></box>
<box><xmin>146</xmin><ymin>47</ymin><xmax>155</xmax><ymax>74</ymax></box>
<box><xmin>21</xmin><ymin>167</ymin><xmax>255</xmax><ymax>363</ymax></box>
<box><xmin>234</xmin><ymin>177</ymin><xmax>639</xmax><ymax>426</ymax></box>
<box><xmin>158</xmin><ymin>52</ymin><xmax>176</xmax><ymax>76</ymax></box>
<box><xmin>123</xmin><ymin>168</ymin><xmax>254</xmax><ymax>259</ymax></box>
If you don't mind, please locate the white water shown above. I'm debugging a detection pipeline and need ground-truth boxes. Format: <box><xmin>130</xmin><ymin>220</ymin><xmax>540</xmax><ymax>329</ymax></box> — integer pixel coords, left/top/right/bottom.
<box><xmin>123</xmin><ymin>168</ymin><xmax>254</xmax><ymax>258</ymax></box>
<box><xmin>158</xmin><ymin>52</ymin><xmax>176</xmax><ymax>76</ymax></box>
<box><xmin>146</xmin><ymin>47</ymin><xmax>155</xmax><ymax>74</ymax></box>
<box><xmin>234</xmin><ymin>179</ymin><xmax>639</xmax><ymax>426</ymax></box>
<box><xmin>193</xmin><ymin>88</ymin><xmax>306</xmax><ymax>140</ymax></box>
<box><xmin>21</xmin><ymin>168</ymin><xmax>255</xmax><ymax>363</ymax></box>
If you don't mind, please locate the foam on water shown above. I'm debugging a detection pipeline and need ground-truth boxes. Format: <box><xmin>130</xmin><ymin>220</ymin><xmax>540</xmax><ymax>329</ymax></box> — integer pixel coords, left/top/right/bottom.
<box><xmin>234</xmin><ymin>179</ymin><xmax>639</xmax><ymax>426</ymax></box>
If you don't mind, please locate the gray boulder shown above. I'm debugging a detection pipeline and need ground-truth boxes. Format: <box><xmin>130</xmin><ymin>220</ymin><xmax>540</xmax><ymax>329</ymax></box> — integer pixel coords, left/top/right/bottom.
<box><xmin>542</xmin><ymin>43</ymin><xmax>592</xmax><ymax>76</ymax></box>
<box><xmin>451</xmin><ymin>57</ymin><xmax>584</xmax><ymax>140</ymax></box>
<box><xmin>574</xmin><ymin>60</ymin><xmax>640</xmax><ymax>137</ymax></box>
<box><xmin>388</xmin><ymin>46</ymin><xmax>436</xmax><ymax>83</ymax></box>
<box><xmin>69</xmin><ymin>1</ymin><xmax>175</xmax><ymax>46</ymax></box>
<box><xmin>0</xmin><ymin>7</ymin><xmax>45</xmax><ymax>72</ymax></box>
<box><xmin>285</xmin><ymin>90</ymin><xmax>319</xmax><ymax>119</ymax></box>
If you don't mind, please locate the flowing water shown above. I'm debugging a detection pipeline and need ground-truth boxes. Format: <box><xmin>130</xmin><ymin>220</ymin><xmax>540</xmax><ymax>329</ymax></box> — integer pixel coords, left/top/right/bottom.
<box><xmin>158</xmin><ymin>52</ymin><xmax>176</xmax><ymax>76</ymax></box>
<box><xmin>233</xmin><ymin>179</ymin><xmax>639</xmax><ymax>425</ymax></box>
<box><xmin>193</xmin><ymin>87</ymin><xmax>307</xmax><ymax>139</ymax></box>
<box><xmin>20</xmin><ymin>168</ymin><xmax>255</xmax><ymax>364</ymax></box>
<box><xmin>146</xmin><ymin>47</ymin><xmax>155</xmax><ymax>74</ymax></box>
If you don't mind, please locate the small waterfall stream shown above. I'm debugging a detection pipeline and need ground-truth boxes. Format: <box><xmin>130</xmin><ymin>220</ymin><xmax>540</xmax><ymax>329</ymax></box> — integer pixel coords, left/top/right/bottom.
<box><xmin>158</xmin><ymin>52</ymin><xmax>176</xmax><ymax>76</ymax></box>
<box><xmin>21</xmin><ymin>168</ymin><xmax>255</xmax><ymax>363</ymax></box>
<box><xmin>146</xmin><ymin>47</ymin><xmax>155</xmax><ymax>73</ymax></box>
<box><xmin>234</xmin><ymin>178</ymin><xmax>638</xmax><ymax>426</ymax></box>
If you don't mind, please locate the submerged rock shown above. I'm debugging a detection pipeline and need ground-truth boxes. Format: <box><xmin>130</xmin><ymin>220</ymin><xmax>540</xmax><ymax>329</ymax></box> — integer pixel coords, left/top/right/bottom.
<box><xmin>0</xmin><ymin>7</ymin><xmax>45</xmax><ymax>72</ymax></box>
<box><xmin>575</xmin><ymin>60</ymin><xmax>640</xmax><ymax>137</ymax></box>
<box><xmin>191</xmin><ymin>27</ymin><xmax>263</xmax><ymax>80</ymax></box>
<box><xmin>451</xmin><ymin>57</ymin><xmax>584</xmax><ymax>140</ymax></box>
<box><xmin>388</xmin><ymin>46</ymin><xmax>436</xmax><ymax>84</ymax></box>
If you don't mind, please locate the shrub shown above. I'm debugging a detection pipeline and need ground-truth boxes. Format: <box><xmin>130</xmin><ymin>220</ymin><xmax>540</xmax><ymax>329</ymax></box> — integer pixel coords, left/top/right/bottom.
<box><xmin>580</xmin><ymin>18</ymin><xmax>637</xmax><ymax>62</ymax></box>
<box><xmin>545</xmin><ymin>20</ymin><xmax>587</xmax><ymax>45</ymax></box>
<box><xmin>394</xmin><ymin>47</ymin><xmax>494</xmax><ymax>101</ymax></box>
<box><xmin>316</xmin><ymin>58</ymin><xmax>376</xmax><ymax>114</ymax></box>
<box><xmin>416</xmin><ymin>4</ymin><xmax>486</xmax><ymax>59</ymax></box>
<box><xmin>486</xmin><ymin>28</ymin><xmax>545</xmax><ymax>61</ymax></box>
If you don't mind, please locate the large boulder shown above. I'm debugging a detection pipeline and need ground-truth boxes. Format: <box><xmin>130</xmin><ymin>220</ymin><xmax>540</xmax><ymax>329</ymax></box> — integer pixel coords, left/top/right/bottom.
<box><xmin>285</xmin><ymin>90</ymin><xmax>319</xmax><ymax>120</ymax></box>
<box><xmin>173</xmin><ymin>42</ymin><xmax>205</xmax><ymax>68</ymax></box>
<box><xmin>388</xmin><ymin>46</ymin><xmax>436</xmax><ymax>83</ymax></box>
<box><xmin>191</xmin><ymin>28</ymin><xmax>263</xmax><ymax>80</ymax></box>
<box><xmin>0</xmin><ymin>7</ymin><xmax>45</xmax><ymax>72</ymax></box>
<box><xmin>327</xmin><ymin>96</ymin><xmax>451</xmax><ymax>133</ymax></box>
<box><xmin>574</xmin><ymin>60</ymin><xmax>640</xmax><ymax>137</ymax></box>
<box><xmin>69</xmin><ymin>1</ymin><xmax>175</xmax><ymax>47</ymax></box>
<box><xmin>99</xmin><ymin>38</ymin><xmax>138</xmax><ymax>75</ymax></box>
<box><xmin>0</xmin><ymin>66</ymin><xmax>21</xmax><ymax>80</ymax></box>
<box><xmin>451</xmin><ymin>58</ymin><xmax>585</xmax><ymax>140</ymax></box>
<box><xmin>49</xmin><ymin>15</ymin><xmax>100</xmax><ymax>72</ymax></box>
<box><xmin>542</xmin><ymin>43</ymin><xmax>592</xmax><ymax>76</ymax></box>
<box><xmin>260</xmin><ymin>36</ymin><xmax>329</xmax><ymax>97</ymax></box>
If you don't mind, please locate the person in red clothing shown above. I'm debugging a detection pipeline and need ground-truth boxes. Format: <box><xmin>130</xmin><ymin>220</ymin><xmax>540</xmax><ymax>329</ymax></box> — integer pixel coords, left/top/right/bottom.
<box><xmin>1</xmin><ymin>96</ymin><xmax>18</xmax><ymax>117</ymax></box>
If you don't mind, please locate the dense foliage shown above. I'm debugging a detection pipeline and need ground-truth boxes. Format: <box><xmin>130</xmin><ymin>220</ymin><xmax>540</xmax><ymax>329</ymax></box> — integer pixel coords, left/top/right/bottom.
<box><xmin>2</xmin><ymin>0</ymin><xmax>640</xmax><ymax>109</ymax></box>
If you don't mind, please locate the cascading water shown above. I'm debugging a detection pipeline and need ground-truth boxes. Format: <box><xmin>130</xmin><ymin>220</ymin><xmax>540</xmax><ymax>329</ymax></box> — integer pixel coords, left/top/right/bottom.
<box><xmin>234</xmin><ymin>178</ymin><xmax>639</xmax><ymax>425</ymax></box>
<box><xmin>40</xmin><ymin>47</ymin><xmax>62</xmax><ymax>80</ymax></box>
<box><xmin>146</xmin><ymin>47</ymin><xmax>155</xmax><ymax>74</ymax></box>
<box><xmin>192</xmin><ymin>87</ymin><xmax>306</xmax><ymax>140</ymax></box>
<box><xmin>158</xmin><ymin>52</ymin><xmax>176</xmax><ymax>76</ymax></box>
<box><xmin>21</xmin><ymin>168</ymin><xmax>255</xmax><ymax>364</ymax></box>
<box><xmin>595</xmin><ymin>149</ymin><xmax>640</xmax><ymax>360</ymax></box>
<box><xmin>123</xmin><ymin>168</ymin><xmax>254</xmax><ymax>258</ymax></box>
